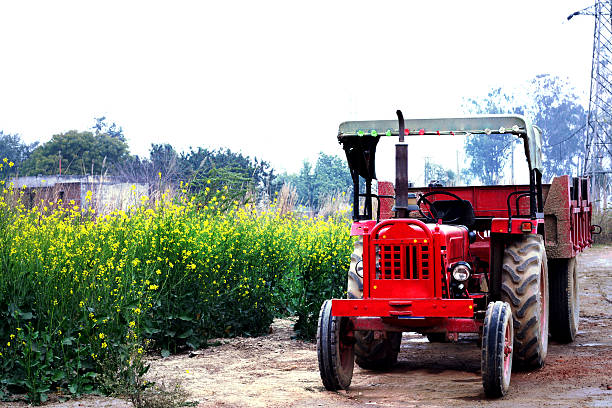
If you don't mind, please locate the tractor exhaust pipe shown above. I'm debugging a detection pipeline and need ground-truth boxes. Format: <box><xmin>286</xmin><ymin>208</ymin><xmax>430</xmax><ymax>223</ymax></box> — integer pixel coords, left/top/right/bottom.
<box><xmin>395</xmin><ymin>110</ymin><xmax>409</xmax><ymax>218</ymax></box>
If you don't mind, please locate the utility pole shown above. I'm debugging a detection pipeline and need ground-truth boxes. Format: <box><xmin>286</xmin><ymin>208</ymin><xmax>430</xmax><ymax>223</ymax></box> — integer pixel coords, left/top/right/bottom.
<box><xmin>456</xmin><ymin>150</ymin><xmax>460</xmax><ymax>186</ymax></box>
<box><xmin>568</xmin><ymin>1</ymin><xmax>612</xmax><ymax>208</ymax></box>
<box><xmin>424</xmin><ymin>156</ymin><xmax>431</xmax><ymax>186</ymax></box>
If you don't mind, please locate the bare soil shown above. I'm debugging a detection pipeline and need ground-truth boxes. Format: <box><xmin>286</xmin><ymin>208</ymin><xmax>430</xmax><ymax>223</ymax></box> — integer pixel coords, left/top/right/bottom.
<box><xmin>6</xmin><ymin>246</ymin><xmax>612</xmax><ymax>408</ymax></box>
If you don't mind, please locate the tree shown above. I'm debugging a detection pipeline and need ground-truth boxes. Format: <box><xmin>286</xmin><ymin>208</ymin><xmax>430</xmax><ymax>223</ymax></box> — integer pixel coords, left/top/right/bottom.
<box><xmin>115</xmin><ymin>145</ymin><xmax>277</xmax><ymax>205</ymax></box>
<box><xmin>424</xmin><ymin>160</ymin><xmax>456</xmax><ymax>186</ymax></box>
<box><xmin>281</xmin><ymin>161</ymin><xmax>315</xmax><ymax>207</ymax></box>
<box><xmin>463</xmin><ymin>88</ymin><xmax>521</xmax><ymax>184</ymax></box>
<box><xmin>279</xmin><ymin>152</ymin><xmax>352</xmax><ymax>209</ymax></box>
<box><xmin>181</xmin><ymin>147</ymin><xmax>275</xmax><ymax>191</ymax></box>
<box><xmin>312</xmin><ymin>153</ymin><xmax>353</xmax><ymax>200</ymax></box>
<box><xmin>184</xmin><ymin>148</ymin><xmax>266</xmax><ymax>208</ymax></box>
<box><xmin>150</xmin><ymin>143</ymin><xmax>183</xmax><ymax>181</ymax></box>
<box><xmin>0</xmin><ymin>132</ymin><xmax>38</xmax><ymax>178</ymax></box>
<box><xmin>92</xmin><ymin>116</ymin><xmax>125</xmax><ymax>141</ymax></box>
<box><xmin>463</xmin><ymin>76</ymin><xmax>589</xmax><ymax>184</ymax></box>
<box><xmin>526</xmin><ymin>75</ymin><xmax>587</xmax><ymax>179</ymax></box>
<box><xmin>20</xmin><ymin>130</ymin><xmax>129</xmax><ymax>176</ymax></box>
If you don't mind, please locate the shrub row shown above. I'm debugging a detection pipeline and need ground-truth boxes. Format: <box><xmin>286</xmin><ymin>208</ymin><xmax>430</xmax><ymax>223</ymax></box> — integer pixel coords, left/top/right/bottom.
<box><xmin>0</xmin><ymin>187</ymin><xmax>352</xmax><ymax>403</ymax></box>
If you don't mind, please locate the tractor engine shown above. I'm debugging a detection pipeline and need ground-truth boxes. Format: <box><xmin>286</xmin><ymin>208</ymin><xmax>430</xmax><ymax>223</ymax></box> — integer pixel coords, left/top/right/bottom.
<box><xmin>359</xmin><ymin>220</ymin><xmax>472</xmax><ymax>302</ymax></box>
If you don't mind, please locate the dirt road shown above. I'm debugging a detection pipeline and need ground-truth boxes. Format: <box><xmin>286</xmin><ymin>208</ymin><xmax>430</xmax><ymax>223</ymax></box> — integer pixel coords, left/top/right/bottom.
<box><xmin>7</xmin><ymin>246</ymin><xmax>612</xmax><ymax>408</ymax></box>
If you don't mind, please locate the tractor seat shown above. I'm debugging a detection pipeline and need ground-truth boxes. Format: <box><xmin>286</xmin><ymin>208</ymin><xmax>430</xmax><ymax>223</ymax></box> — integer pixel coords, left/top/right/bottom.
<box><xmin>430</xmin><ymin>199</ymin><xmax>475</xmax><ymax>228</ymax></box>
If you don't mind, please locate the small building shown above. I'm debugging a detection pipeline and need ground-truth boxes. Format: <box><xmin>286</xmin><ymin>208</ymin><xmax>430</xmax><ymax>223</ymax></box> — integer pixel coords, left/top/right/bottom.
<box><xmin>11</xmin><ymin>175</ymin><xmax>149</xmax><ymax>214</ymax></box>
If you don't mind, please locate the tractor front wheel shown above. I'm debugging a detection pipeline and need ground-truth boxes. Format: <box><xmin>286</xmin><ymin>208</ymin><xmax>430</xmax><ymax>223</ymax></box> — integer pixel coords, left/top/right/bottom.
<box><xmin>548</xmin><ymin>257</ymin><xmax>579</xmax><ymax>343</ymax></box>
<box><xmin>501</xmin><ymin>234</ymin><xmax>549</xmax><ymax>369</ymax></box>
<box><xmin>317</xmin><ymin>300</ymin><xmax>355</xmax><ymax>390</ymax></box>
<box><xmin>482</xmin><ymin>301</ymin><xmax>513</xmax><ymax>398</ymax></box>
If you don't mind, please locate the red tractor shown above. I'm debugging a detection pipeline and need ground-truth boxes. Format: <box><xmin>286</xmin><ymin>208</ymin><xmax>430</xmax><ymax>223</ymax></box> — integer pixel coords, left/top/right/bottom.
<box><xmin>317</xmin><ymin>111</ymin><xmax>597</xmax><ymax>397</ymax></box>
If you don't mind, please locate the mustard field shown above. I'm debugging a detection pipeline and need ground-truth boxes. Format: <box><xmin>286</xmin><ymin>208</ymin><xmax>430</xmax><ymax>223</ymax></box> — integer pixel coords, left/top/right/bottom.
<box><xmin>0</xmin><ymin>182</ymin><xmax>353</xmax><ymax>402</ymax></box>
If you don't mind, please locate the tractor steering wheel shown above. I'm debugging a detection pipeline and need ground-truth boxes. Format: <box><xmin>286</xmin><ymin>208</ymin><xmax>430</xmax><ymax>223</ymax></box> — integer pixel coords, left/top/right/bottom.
<box><xmin>417</xmin><ymin>191</ymin><xmax>466</xmax><ymax>223</ymax></box>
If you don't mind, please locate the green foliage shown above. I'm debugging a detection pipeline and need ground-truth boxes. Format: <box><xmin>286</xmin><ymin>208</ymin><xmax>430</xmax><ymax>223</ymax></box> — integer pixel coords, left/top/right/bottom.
<box><xmin>182</xmin><ymin>147</ymin><xmax>274</xmax><ymax>208</ymax></box>
<box><xmin>20</xmin><ymin>130</ymin><xmax>129</xmax><ymax>176</ymax></box>
<box><xmin>0</xmin><ymin>180</ymin><xmax>352</xmax><ymax>403</ymax></box>
<box><xmin>149</xmin><ymin>144</ymin><xmax>182</xmax><ymax>180</ymax></box>
<box><xmin>463</xmin><ymin>88</ymin><xmax>521</xmax><ymax>184</ymax></box>
<box><xmin>280</xmin><ymin>152</ymin><xmax>352</xmax><ymax>208</ymax></box>
<box><xmin>0</xmin><ymin>132</ymin><xmax>38</xmax><ymax>179</ymax></box>
<box><xmin>117</xmin><ymin>145</ymin><xmax>276</xmax><ymax>205</ymax></box>
<box><xmin>92</xmin><ymin>117</ymin><xmax>125</xmax><ymax>141</ymax></box>
<box><xmin>527</xmin><ymin>74</ymin><xmax>587</xmax><ymax>179</ymax></box>
<box><xmin>181</xmin><ymin>147</ymin><xmax>275</xmax><ymax>191</ymax></box>
<box><xmin>464</xmin><ymin>134</ymin><xmax>517</xmax><ymax>185</ymax></box>
<box><xmin>463</xmin><ymin>75</ymin><xmax>588</xmax><ymax>183</ymax></box>
<box><xmin>424</xmin><ymin>160</ymin><xmax>456</xmax><ymax>186</ymax></box>
<box><xmin>283</xmin><ymin>161</ymin><xmax>315</xmax><ymax>206</ymax></box>
<box><xmin>189</xmin><ymin>169</ymin><xmax>253</xmax><ymax>212</ymax></box>
<box><xmin>288</xmin><ymin>215</ymin><xmax>353</xmax><ymax>339</ymax></box>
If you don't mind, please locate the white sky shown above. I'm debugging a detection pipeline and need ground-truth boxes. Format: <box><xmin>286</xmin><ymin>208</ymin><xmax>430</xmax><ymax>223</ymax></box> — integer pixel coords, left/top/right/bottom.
<box><xmin>0</xmin><ymin>0</ymin><xmax>596</xmax><ymax>181</ymax></box>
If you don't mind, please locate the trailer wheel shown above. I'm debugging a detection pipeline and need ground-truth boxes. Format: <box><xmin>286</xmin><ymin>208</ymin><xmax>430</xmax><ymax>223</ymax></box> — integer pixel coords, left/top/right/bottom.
<box><xmin>317</xmin><ymin>300</ymin><xmax>355</xmax><ymax>390</ymax></box>
<box><xmin>501</xmin><ymin>235</ymin><xmax>549</xmax><ymax>369</ymax></box>
<box><xmin>346</xmin><ymin>238</ymin><xmax>402</xmax><ymax>370</ymax></box>
<box><xmin>482</xmin><ymin>301</ymin><xmax>513</xmax><ymax>398</ymax></box>
<box><xmin>548</xmin><ymin>257</ymin><xmax>579</xmax><ymax>343</ymax></box>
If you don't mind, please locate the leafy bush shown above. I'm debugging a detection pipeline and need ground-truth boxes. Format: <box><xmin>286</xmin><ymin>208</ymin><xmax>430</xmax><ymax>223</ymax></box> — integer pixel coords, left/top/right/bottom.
<box><xmin>0</xmin><ymin>179</ymin><xmax>352</xmax><ymax>403</ymax></box>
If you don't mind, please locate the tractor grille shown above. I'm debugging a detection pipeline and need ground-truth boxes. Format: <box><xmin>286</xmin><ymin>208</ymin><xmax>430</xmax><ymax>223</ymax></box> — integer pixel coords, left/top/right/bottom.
<box><xmin>375</xmin><ymin>244</ymin><xmax>430</xmax><ymax>280</ymax></box>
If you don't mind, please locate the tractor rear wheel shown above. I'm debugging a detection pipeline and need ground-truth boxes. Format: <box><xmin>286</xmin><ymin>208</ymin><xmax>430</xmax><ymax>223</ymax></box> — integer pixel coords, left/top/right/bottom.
<box><xmin>354</xmin><ymin>331</ymin><xmax>402</xmax><ymax>370</ymax></box>
<box><xmin>317</xmin><ymin>300</ymin><xmax>355</xmax><ymax>390</ymax></box>
<box><xmin>347</xmin><ymin>238</ymin><xmax>402</xmax><ymax>370</ymax></box>
<box><xmin>347</xmin><ymin>238</ymin><xmax>364</xmax><ymax>299</ymax></box>
<box><xmin>426</xmin><ymin>333</ymin><xmax>449</xmax><ymax>343</ymax></box>
<box><xmin>548</xmin><ymin>257</ymin><xmax>579</xmax><ymax>343</ymax></box>
<box><xmin>481</xmin><ymin>301</ymin><xmax>513</xmax><ymax>398</ymax></box>
<box><xmin>500</xmin><ymin>234</ymin><xmax>549</xmax><ymax>369</ymax></box>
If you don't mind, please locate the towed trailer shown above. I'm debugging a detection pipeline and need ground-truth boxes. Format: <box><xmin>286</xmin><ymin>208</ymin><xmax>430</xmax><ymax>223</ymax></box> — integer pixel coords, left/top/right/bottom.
<box><xmin>317</xmin><ymin>112</ymin><xmax>599</xmax><ymax>397</ymax></box>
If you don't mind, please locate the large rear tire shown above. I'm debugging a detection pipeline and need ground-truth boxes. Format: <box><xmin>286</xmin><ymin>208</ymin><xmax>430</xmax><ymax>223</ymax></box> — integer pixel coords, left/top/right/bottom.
<box><xmin>500</xmin><ymin>235</ymin><xmax>549</xmax><ymax>369</ymax></box>
<box><xmin>347</xmin><ymin>238</ymin><xmax>402</xmax><ymax>370</ymax></box>
<box><xmin>482</xmin><ymin>301</ymin><xmax>514</xmax><ymax>398</ymax></box>
<box><xmin>354</xmin><ymin>331</ymin><xmax>402</xmax><ymax>370</ymax></box>
<box><xmin>548</xmin><ymin>257</ymin><xmax>579</xmax><ymax>343</ymax></box>
<box><xmin>317</xmin><ymin>300</ymin><xmax>355</xmax><ymax>390</ymax></box>
<box><xmin>426</xmin><ymin>333</ymin><xmax>449</xmax><ymax>343</ymax></box>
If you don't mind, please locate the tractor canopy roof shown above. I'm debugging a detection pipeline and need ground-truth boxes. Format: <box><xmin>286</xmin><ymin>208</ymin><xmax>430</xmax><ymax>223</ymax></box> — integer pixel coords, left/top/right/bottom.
<box><xmin>337</xmin><ymin>115</ymin><xmax>543</xmax><ymax>180</ymax></box>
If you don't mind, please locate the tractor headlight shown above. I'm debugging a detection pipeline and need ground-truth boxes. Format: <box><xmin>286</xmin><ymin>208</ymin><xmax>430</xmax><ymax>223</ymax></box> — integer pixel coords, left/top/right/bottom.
<box><xmin>451</xmin><ymin>262</ymin><xmax>471</xmax><ymax>282</ymax></box>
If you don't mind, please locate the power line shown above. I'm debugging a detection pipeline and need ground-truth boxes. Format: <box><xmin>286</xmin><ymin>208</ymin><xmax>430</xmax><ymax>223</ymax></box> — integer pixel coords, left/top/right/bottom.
<box><xmin>544</xmin><ymin>124</ymin><xmax>586</xmax><ymax>147</ymax></box>
<box><xmin>568</xmin><ymin>1</ymin><xmax>612</xmax><ymax>207</ymax></box>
